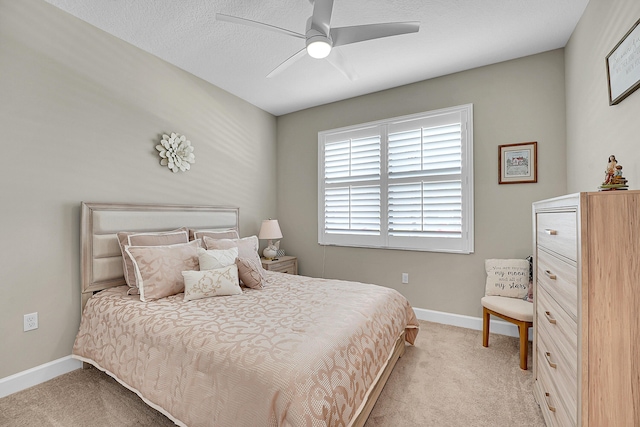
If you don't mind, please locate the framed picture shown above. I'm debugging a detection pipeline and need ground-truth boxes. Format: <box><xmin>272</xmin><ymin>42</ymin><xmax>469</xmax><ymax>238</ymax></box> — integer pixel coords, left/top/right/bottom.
<box><xmin>606</xmin><ymin>18</ymin><xmax>640</xmax><ymax>105</ymax></box>
<box><xmin>498</xmin><ymin>142</ymin><xmax>537</xmax><ymax>184</ymax></box>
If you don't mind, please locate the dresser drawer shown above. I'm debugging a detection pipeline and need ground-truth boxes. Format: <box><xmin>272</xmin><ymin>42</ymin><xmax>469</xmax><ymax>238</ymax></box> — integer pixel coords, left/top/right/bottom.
<box><xmin>537</xmin><ymin>313</ymin><xmax>577</xmax><ymax>423</ymax></box>
<box><xmin>536</xmin><ymin>285</ymin><xmax>578</xmax><ymax>357</ymax></box>
<box><xmin>537</xmin><ymin>249</ymin><xmax>578</xmax><ymax>321</ymax></box>
<box><xmin>536</xmin><ymin>355</ymin><xmax>576</xmax><ymax>427</ymax></box>
<box><xmin>536</xmin><ymin>212</ymin><xmax>577</xmax><ymax>261</ymax></box>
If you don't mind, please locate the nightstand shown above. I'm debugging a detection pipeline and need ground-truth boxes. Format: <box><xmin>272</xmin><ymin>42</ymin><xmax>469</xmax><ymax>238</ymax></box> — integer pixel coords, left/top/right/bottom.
<box><xmin>261</xmin><ymin>255</ymin><xmax>298</xmax><ymax>275</ymax></box>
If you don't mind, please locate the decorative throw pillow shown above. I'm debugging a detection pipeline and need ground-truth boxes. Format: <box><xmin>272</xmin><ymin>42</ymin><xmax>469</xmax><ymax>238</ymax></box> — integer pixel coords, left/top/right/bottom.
<box><xmin>526</xmin><ymin>280</ymin><xmax>534</xmax><ymax>303</ymax></box>
<box><xmin>189</xmin><ymin>228</ymin><xmax>239</xmax><ymax>241</ymax></box>
<box><xmin>203</xmin><ymin>235</ymin><xmax>262</xmax><ymax>268</ymax></box>
<box><xmin>485</xmin><ymin>259</ymin><xmax>530</xmax><ymax>298</ymax></box>
<box><xmin>117</xmin><ymin>228</ymin><xmax>189</xmax><ymax>292</ymax></box>
<box><xmin>125</xmin><ymin>240</ymin><xmax>199</xmax><ymax>302</ymax></box>
<box><xmin>525</xmin><ymin>255</ymin><xmax>534</xmax><ymax>303</ymax></box>
<box><xmin>197</xmin><ymin>247</ymin><xmax>238</xmax><ymax>271</ymax></box>
<box><xmin>236</xmin><ymin>257</ymin><xmax>266</xmax><ymax>290</ymax></box>
<box><xmin>182</xmin><ymin>265</ymin><xmax>242</xmax><ymax>302</ymax></box>
<box><xmin>525</xmin><ymin>255</ymin><xmax>534</xmax><ymax>282</ymax></box>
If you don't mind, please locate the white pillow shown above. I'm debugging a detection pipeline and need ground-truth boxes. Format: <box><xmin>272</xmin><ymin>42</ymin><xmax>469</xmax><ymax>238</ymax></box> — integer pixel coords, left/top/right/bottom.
<box><xmin>485</xmin><ymin>259</ymin><xmax>530</xmax><ymax>298</ymax></box>
<box><xmin>203</xmin><ymin>235</ymin><xmax>262</xmax><ymax>268</ymax></box>
<box><xmin>182</xmin><ymin>265</ymin><xmax>242</xmax><ymax>301</ymax></box>
<box><xmin>197</xmin><ymin>247</ymin><xmax>238</xmax><ymax>270</ymax></box>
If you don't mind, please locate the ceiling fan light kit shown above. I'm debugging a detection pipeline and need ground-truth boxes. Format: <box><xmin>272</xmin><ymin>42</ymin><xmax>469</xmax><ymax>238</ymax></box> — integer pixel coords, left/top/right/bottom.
<box><xmin>306</xmin><ymin>35</ymin><xmax>332</xmax><ymax>59</ymax></box>
<box><xmin>216</xmin><ymin>0</ymin><xmax>419</xmax><ymax>79</ymax></box>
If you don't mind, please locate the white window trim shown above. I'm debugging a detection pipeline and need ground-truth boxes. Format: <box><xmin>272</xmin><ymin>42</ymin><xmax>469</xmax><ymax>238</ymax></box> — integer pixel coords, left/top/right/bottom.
<box><xmin>318</xmin><ymin>104</ymin><xmax>474</xmax><ymax>254</ymax></box>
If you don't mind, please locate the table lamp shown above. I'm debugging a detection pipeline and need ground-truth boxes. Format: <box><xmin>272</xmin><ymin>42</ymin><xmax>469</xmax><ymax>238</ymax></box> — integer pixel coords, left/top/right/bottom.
<box><xmin>258</xmin><ymin>219</ymin><xmax>283</xmax><ymax>260</ymax></box>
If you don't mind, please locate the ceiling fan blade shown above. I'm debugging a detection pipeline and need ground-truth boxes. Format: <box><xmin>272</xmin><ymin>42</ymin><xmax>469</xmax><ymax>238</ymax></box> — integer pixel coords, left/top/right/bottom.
<box><xmin>325</xmin><ymin>48</ymin><xmax>358</xmax><ymax>81</ymax></box>
<box><xmin>267</xmin><ymin>48</ymin><xmax>307</xmax><ymax>78</ymax></box>
<box><xmin>330</xmin><ymin>21</ymin><xmax>420</xmax><ymax>47</ymax></box>
<box><xmin>310</xmin><ymin>0</ymin><xmax>334</xmax><ymax>34</ymax></box>
<box><xmin>216</xmin><ymin>13</ymin><xmax>305</xmax><ymax>39</ymax></box>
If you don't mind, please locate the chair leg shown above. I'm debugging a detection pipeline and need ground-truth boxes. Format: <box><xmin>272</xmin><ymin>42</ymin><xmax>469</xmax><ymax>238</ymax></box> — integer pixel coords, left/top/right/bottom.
<box><xmin>518</xmin><ymin>322</ymin><xmax>528</xmax><ymax>370</ymax></box>
<box><xmin>482</xmin><ymin>307</ymin><xmax>490</xmax><ymax>347</ymax></box>
<box><xmin>483</xmin><ymin>306</ymin><xmax>533</xmax><ymax>369</ymax></box>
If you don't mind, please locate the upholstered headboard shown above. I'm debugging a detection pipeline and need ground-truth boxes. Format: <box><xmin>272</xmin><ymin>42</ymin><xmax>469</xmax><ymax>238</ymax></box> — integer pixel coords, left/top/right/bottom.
<box><xmin>80</xmin><ymin>202</ymin><xmax>239</xmax><ymax>306</ymax></box>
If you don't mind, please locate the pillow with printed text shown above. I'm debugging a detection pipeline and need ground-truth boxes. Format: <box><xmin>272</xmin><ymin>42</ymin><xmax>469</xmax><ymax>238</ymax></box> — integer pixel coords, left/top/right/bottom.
<box><xmin>485</xmin><ymin>259</ymin><xmax>530</xmax><ymax>299</ymax></box>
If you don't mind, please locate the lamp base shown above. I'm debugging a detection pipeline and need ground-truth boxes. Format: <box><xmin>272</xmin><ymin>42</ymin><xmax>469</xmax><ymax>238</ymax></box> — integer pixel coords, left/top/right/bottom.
<box><xmin>263</xmin><ymin>246</ymin><xmax>277</xmax><ymax>260</ymax></box>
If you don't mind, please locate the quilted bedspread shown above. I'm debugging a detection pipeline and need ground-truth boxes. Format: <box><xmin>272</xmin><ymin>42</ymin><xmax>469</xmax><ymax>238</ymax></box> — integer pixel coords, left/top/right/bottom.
<box><xmin>73</xmin><ymin>271</ymin><xmax>419</xmax><ymax>427</ymax></box>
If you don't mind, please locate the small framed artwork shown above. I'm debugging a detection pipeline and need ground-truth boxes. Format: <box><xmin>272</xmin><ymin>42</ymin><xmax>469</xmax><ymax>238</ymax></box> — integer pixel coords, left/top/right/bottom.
<box><xmin>606</xmin><ymin>18</ymin><xmax>640</xmax><ymax>105</ymax></box>
<box><xmin>498</xmin><ymin>142</ymin><xmax>537</xmax><ymax>184</ymax></box>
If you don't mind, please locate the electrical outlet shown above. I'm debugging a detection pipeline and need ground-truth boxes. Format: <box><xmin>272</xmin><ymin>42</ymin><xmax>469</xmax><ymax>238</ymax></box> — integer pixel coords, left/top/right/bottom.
<box><xmin>24</xmin><ymin>312</ymin><xmax>38</xmax><ymax>332</ymax></box>
<box><xmin>402</xmin><ymin>273</ymin><xmax>409</xmax><ymax>284</ymax></box>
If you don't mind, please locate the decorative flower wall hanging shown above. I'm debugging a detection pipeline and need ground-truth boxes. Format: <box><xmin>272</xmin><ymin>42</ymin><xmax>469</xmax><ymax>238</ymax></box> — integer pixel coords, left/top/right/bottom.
<box><xmin>156</xmin><ymin>132</ymin><xmax>195</xmax><ymax>173</ymax></box>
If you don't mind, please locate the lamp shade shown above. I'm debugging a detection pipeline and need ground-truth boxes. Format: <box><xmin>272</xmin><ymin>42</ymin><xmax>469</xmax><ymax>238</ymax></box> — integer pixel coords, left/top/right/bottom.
<box><xmin>258</xmin><ymin>219</ymin><xmax>283</xmax><ymax>240</ymax></box>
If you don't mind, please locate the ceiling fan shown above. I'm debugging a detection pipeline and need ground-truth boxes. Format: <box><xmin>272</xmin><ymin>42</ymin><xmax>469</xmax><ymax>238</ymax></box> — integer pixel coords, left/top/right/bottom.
<box><xmin>216</xmin><ymin>0</ymin><xmax>420</xmax><ymax>80</ymax></box>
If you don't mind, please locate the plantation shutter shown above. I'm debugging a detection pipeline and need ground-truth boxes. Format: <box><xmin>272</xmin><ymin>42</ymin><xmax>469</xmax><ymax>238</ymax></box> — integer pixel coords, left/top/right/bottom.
<box><xmin>319</xmin><ymin>105</ymin><xmax>473</xmax><ymax>253</ymax></box>
<box><xmin>387</xmin><ymin>112</ymin><xmax>463</xmax><ymax>243</ymax></box>
<box><xmin>321</xmin><ymin>127</ymin><xmax>383</xmax><ymax>247</ymax></box>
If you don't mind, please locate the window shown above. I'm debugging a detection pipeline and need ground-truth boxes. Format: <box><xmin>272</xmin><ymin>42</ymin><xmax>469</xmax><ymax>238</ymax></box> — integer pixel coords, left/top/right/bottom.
<box><xmin>318</xmin><ymin>104</ymin><xmax>473</xmax><ymax>254</ymax></box>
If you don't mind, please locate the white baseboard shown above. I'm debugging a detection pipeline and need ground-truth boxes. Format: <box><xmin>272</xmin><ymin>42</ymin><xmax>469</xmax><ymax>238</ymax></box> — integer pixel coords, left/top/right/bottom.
<box><xmin>0</xmin><ymin>308</ymin><xmax>530</xmax><ymax>399</ymax></box>
<box><xmin>412</xmin><ymin>307</ymin><xmax>533</xmax><ymax>341</ymax></box>
<box><xmin>0</xmin><ymin>356</ymin><xmax>82</xmax><ymax>399</ymax></box>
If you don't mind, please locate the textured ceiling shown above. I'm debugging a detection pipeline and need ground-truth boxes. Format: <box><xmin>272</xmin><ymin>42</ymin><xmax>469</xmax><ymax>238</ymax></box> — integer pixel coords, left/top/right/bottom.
<box><xmin>44</xmin><ymin>0</ymin><xmax>588</xmax><ymax>116</ymax></box>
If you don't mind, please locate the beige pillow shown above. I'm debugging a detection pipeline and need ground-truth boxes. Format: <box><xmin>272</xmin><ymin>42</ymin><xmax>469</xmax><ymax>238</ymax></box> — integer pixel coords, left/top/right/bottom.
<box><xmin>117</xmin><ymin>228</ymin><xmax>189</xmax><ymax>292</ymax></box>
<box><xmin>203</xmin><ymin>235</ymin><xmax>261</xmax><ymax>267</ymax></box>
<box><xmin>190</xmin><ymin>228</ymin><xmax>239</xmax><ymax>241</ymax></box>
<box><xmin>182</xmin><ymin>265</ymin><xmax>242</xmax><ymax>301</ymax></box>
<box><xmin>197</xmin><ymin>247</ymin><xmax>238</xmax><ymax>270</ymax></box>
<box><xmin>125</xmin><ymin>240</ymin><xmax>199</xmax><ymax>302</ymax></box>
<box><xmin>485</xmin><ymin>259</ymin><xmax>530</xmax><ymax>298</ymax></box>
<box><xmin>236</xmin><ymin>257</ymin><xmax>266</xmax><ymax>290</ymax></box>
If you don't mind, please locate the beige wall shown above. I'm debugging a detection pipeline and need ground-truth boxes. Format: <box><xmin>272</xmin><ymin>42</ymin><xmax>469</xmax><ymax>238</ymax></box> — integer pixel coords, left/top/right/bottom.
<box><xmin>0</xmin><ymin>0</ymin><xmax>277</xmax><ymax>378</ymax></box>
<box><xmin>565</xmin><ymin>0</ymin><xmax>640</xmax><ymax>192</ymax></box>
<box><xmin>277</xmin><ymin>50</ymin><xmax>567</xmax><ymax>318</ymax></box>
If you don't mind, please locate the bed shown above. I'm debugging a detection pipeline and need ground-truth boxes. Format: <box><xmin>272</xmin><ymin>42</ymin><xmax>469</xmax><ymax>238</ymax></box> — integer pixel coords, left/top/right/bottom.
<box><xmin>73</xmin><ymin>202</ymin><xmax>419</xmax><ymax>427</ymax></box>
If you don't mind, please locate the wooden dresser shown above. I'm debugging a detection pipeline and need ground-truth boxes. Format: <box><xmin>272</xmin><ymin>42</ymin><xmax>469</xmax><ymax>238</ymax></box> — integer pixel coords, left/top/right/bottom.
<box><xmin>532</xmin><ymin>191</ymin><xmax>640</xmax><ymax>427</ymax></box>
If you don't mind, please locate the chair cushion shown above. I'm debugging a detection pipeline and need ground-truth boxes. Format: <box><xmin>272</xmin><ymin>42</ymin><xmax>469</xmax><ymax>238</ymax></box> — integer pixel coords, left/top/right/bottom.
<box><xmin>481</xmin><ymin>296</ymin><xmax>533</xmax><ymax>322</ymax></box>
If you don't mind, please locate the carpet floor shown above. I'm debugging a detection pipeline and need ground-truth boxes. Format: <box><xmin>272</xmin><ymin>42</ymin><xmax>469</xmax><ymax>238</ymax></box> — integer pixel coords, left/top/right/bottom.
<box><xmin>0</xmin><ymin>320</ymin><xmax>545</xmax><ymax>426</ymax></box>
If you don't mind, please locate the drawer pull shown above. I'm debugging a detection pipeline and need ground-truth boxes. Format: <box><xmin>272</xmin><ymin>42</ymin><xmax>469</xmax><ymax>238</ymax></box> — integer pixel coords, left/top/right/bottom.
<box><xmin>544</xmin><ymin>393</ymin><xmax>556</xmax><ymax>412</ymax></box>
<box><xmin>544</xmin><ymin>270</ymin><xmax>557</xmax><ymax>280</ymax></box>
<box><xmin>544</xmin><ymin>229</ymin><xmax>558</xmax><ymax>235</ymax></box>
<box><xmin>544</xmin><ymin>311</ymin><xmax>557</xmax><ymax>324</ymax></box>
<box><xmin>544</xmin><ymin>351</ymin><xmax>557</xmax><ymax>369</ymax></box>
